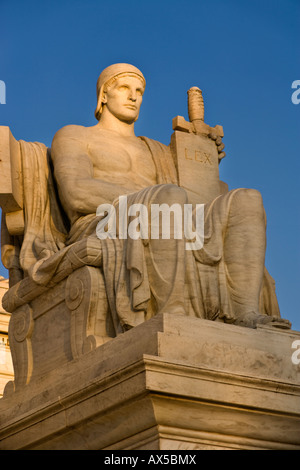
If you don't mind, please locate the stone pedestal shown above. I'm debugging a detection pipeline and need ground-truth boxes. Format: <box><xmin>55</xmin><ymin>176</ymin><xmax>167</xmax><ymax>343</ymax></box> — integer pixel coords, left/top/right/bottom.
<box><xmin>0</xmin><ymin>313</ymin><xmax>299</xmax><ymax>450</ymax></box>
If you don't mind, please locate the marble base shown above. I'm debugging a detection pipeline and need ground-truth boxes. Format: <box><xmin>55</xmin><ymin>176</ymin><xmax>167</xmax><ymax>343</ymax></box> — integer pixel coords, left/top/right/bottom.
<box><xmin>0</xmin><ymin>313</ymin><xmax>299</xmax><ymax>450</ymax></box>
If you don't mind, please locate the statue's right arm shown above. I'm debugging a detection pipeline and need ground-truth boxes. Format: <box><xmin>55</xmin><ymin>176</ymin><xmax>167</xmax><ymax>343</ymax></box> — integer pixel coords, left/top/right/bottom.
<box><xmin>51</xmin><ymin>125</ymin><xmax>130</xmax><ymax>214</ymax></box>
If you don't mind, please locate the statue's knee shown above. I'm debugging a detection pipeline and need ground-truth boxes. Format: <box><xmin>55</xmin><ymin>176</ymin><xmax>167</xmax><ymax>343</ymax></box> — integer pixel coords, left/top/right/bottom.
<box><xmin>154</xmin><ymin>184</ymin><xmax>188</xmax><ymax>206</ymax></box>
<box><xmin>233</xmin><ymin>188</ymin><xmax>264</xmax><ymax>213</ymax></box>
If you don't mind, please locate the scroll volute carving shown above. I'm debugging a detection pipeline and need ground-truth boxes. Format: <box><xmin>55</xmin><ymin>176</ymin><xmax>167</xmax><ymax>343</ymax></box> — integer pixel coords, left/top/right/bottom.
<box><xmin>6</xmin><ymin>304</ymin><xmax>33</xmax><ymax>393</ymax></box>
<box><xmin>65</xmin><ymin>266</ymin><xmax>113</xmax><ymax>360</ymax></box>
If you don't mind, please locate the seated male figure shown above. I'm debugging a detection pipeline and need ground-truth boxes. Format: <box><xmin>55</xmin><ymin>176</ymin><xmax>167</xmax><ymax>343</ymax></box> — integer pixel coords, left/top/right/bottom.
<box><xmin>51</xmin><ymin>63</ymin><xmax>290</xmax><ymax>330</ymax></box>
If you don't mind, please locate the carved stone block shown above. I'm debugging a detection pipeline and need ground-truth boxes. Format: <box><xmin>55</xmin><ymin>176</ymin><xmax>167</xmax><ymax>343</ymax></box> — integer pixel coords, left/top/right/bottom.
<box><xmin>5</xmin><ymin>265</ymin><xmax>113</xmax><ymax>393</ymax></box>
<box><xmin>0</xmin><ymin>314</ymin><xmax>299</xmax><ymax>450</ymax></box>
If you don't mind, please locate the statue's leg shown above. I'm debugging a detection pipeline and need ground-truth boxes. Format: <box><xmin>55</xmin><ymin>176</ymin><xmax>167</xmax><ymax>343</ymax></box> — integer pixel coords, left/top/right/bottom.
<box><xmin>224</xmin><ymin>188</ymin><xmax>288</xmax><ymax>328</ymax></box>
<box><xmin>224</xmin><ymin>188</ymin><xmax>265</xmax><ymax>315</ymax></box>
<box><xmin>145</xmin><ymin>184</ymin><xmax>187</xmax><ymax>316</ymax></box>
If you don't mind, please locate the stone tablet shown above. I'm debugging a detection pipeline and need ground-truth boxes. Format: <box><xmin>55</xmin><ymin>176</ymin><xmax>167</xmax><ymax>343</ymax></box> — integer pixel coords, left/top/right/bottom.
<box><xmin>170</xmin><ymin>86</ymin><xmax>226</xmax><ymax>205</ymax></box>
<box><xmin>171</xmin><ymin>130</ymin><xmax>222</xmax><ymax>204</ymax></box>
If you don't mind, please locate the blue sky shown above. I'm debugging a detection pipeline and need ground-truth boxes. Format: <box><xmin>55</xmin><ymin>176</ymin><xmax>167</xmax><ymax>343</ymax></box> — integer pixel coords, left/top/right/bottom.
<box><xmin>1</xmin><ymin>0</ymin><xmax>299</xmax><ymax>329</ymax></box>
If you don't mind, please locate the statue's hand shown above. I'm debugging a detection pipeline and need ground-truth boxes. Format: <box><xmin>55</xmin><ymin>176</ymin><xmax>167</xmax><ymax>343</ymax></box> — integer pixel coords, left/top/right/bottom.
<box><xmin>208</xmin><ymin>131</ymin><xmax>226</xmax><ymax>161</ymax></box>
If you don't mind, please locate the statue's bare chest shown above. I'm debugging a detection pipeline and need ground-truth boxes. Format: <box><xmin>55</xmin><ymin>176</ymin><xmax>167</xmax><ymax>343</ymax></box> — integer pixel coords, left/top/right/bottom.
<box><xmin>87</xmin><ymin>130</ymin><xmax>156</xmax><ymax>181</ymax></box>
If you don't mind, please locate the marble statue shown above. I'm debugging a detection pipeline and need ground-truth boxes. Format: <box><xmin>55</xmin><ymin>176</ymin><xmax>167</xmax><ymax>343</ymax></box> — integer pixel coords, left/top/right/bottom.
<box><xmin>2</xmin><ymin>65</ymin><xmax>300</xmax><ymax>452</ymax></box>
<box><xmin>0</xmin><ymin>63</ymin><xmax>291</xmax><ymax>382</ymax></box>
<box><xmin>49</xmin><ymin>63</ymin><xmax>289</xmax><ymax>330</ymax></box>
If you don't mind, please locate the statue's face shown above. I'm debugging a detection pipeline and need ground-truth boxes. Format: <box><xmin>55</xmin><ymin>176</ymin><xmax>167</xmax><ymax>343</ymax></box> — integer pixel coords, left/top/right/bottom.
<box><xmin>103</xmin><ymin>75</ymin><xmax>145</xmax><ymax>123</ymax></box>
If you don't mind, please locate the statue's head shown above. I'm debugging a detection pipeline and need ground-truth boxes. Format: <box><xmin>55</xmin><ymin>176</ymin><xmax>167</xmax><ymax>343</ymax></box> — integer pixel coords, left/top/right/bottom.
<box><xmin>95</xmin><ymin>63</ymin><xmax>146</xmax><ymax>122</ymax></box>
